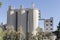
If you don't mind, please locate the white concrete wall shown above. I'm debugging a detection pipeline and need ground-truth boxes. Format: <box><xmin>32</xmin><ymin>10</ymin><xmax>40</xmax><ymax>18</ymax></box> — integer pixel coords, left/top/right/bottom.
<box><xmin>32</xmin><ymin>9</ymin><xmax>39</xmax><ymax>35</ymax></box>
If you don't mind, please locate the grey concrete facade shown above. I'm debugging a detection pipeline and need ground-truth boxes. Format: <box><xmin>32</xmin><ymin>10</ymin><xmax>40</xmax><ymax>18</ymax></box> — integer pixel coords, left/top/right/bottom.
<box><xmin>44</xmin><ymin>17</ymin><xmax>53</xmax><ymax>32</ymax></box>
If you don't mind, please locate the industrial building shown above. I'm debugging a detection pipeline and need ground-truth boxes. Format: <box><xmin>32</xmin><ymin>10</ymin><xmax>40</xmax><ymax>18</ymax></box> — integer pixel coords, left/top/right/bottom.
<box><xmin>0</xmin><ymin>3</ymin><xmax>56</xmax><ymax>40</ymax></box>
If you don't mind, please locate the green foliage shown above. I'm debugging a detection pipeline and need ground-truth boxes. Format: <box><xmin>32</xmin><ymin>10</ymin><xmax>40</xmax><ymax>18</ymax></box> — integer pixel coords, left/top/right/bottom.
<box><xmin>3</xmin><ymin>26</ymin><xmax>24</xmax><ymax>40</ymax></box>
<box><xmin>16</xmin><ymin>27</ymin><xmax>24</xmax><ymax>40</ymax></box>
<box><xmin>57</xmin><ymin>22</ymin><xmax>60</xmax><ymax>30</ymax></box>
<box><xmin>53</xmin><ymin>22</ymin><xmax>60</xmax><ymax>40</ymax></box>
<box><xmin>54</xmin><ymin>22</ymin><xmax>60</xmax><ymax>40</ymax></box>
<box><xmin>36</xmin><ymin>27</ymin><xmax>43</xmax><ymax>40</ymax></box>
<box><xmin>0</xmin><ymin>26</ymin><xmax>47</xmax><ymax>40</ymax></box>
<box><xmin>0</xmin><ymin>28</ymin><xmax>4</xmax><ymax>40</ymax></box>
<box><xmin>0</xmin><ymin>2</ymin><xmax>2</xmax><ymax>8</ymax></box>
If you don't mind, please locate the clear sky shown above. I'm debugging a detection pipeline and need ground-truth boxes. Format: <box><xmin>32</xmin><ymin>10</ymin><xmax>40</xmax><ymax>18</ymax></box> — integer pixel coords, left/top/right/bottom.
<box><xmin>0</xmin><ymin>0</ymin><xmax>60</xmax><ymax>31</ymax></box>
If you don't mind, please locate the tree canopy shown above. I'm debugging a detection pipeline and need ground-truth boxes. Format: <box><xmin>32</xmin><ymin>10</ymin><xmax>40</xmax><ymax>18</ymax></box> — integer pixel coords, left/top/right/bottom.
<box><xmin>0</xmin><ymin>2</ymin><xmax>2</xmax><ymax>8</ymax></box>
<box><xmin>53</xmin><ymin>22</ymin><xmax>60</xmax><ymax>40</ymax></box>
<box><xmin>57</xmin><ymin>22</ymin><xmax>60</xmax><ymax>30</ymax></box>
<box><xmin>0</xmin><ymin>27</ymin><xmax>4</xmax><ymax>40</ymax></box>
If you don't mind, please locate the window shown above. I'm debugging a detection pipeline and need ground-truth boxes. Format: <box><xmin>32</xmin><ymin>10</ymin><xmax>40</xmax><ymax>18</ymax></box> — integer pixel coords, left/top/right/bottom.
<box><xmin>50</xmin><ymin>20</ymin><xmax>52</xmax><ymax>23</ymax></box>
<box><xmin>46</xmin><ymin>28</ymin><xmax>48</xmax><ymax>30</ymax></box>
<box><xmin>39</xmin><ymin>16</ymin><xmax>40</xmax><ymax>20</ymax></box>
<box><xmin>50</xmin><ymin>28</ymin><xmax>53</xmax><ymax>30</ymax></box>
<box><xmin>46</xmin><ymin>20</ymin><xmax>48</xmax><ymax>22</ymax></box>
<box><xmin>46</xmin><ymin>24</ymin><xmax>48</xmax><ymax>26</ymax></box>
<box><xmin>39</xmin><ymin>13</ymin><xmax>40</xmax><ymax>15</ymax></box>
<box><xmin>39</xmin><ymin>15</ymin><xmax>40</xmax><ymax>17</ymax></box>
<box><xmin>50</xmin><ymin>24</ymin><xmax>53</xmax><ymax>26</ymax></box>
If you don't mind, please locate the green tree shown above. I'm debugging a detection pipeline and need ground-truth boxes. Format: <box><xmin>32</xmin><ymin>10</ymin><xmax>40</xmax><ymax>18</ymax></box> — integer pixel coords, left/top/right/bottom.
<box><xmin>53</xmin><ymin>22</ymin><xmax>60</xmax><ymax>40</ymax></box>
<box><xmin>36</xmin><ymin>27</ymin><xmax>43</xmax><ymax>40</ymax></box>
<box><xmin>9</xmin><ymin>26</ymin><xmax>16</xmax><ymax>40</ymax></box>
<box><xmin>45</xmin><ymin>32</ymin><xmax>54</xmax><ymax>40</ymax></box>
<box><xmin>0</xmin><ymin>2</ymin><xmax>2</xmax><ymax>8</ymax></box>
<box><xmin>3</xmin><ymin>30</ymin><xmax>7</xmax><ymax>40</ymax></box>
<box><xmin>4</xmin><ymin>26</ymin><xmax>16</xmax><ymax>40</ymax></box>
<box><xmin>0</xmin><ymin>27</ymin><xmax>4</xmax><ymax>40</ymax></box>
<box><xmin>16</xmin><ymin>26</ymin><xmax>24</xmax><ymax>40</ymax></box>
<box><xmin>57</xmin><ymin>22</ymin><xmax>60</xmax><ymax>30</ymax></box>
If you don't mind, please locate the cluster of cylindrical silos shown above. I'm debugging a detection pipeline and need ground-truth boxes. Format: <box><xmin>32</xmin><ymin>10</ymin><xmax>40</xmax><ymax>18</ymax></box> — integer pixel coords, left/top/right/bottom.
<box><xmin>7</xmin><ymin>3</ymin><xmax>40</xmax><ymax>40</ymax></box>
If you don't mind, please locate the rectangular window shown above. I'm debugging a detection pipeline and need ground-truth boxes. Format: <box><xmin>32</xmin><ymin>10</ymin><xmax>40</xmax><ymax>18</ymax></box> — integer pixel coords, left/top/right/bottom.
<box><xmin>46</xmin><ymin>24</ymin><xmax>48</xmax><ymax>26</ymax></box>
<box><xmin>50</xmin><ymin>24</ymin><xmax>53</xmax><ymax>26</ymax></box>
<box><xmin>50</xmin><ymin>20</ymin><xmax>52</xmax><ymax>23</ymax></box>
<box><xmin>50</xmin><ymin>28</ymin><xmax>53</xmax><ymax>30</ymax></box>
<box><xmin>46</xmin><ymin>28</ymin><xmax>48</xmax><ymax>30</ymax></box>
<box><xmin>46</xmin><ymin>20</ymin><xmax>48</xmax><ymax>22</ymax></box>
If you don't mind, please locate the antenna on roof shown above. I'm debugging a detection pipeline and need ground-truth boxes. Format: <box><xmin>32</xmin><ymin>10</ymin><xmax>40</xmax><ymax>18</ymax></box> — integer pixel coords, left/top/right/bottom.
<box><xmin>32</xmin><ymin>2</ymin><xmax>35</xmax><ymax>9</ymax></box>
<box><xmin>20</xmin><ymin>4</ymin><xmax>24</xmax><ymax>9</ymax></box>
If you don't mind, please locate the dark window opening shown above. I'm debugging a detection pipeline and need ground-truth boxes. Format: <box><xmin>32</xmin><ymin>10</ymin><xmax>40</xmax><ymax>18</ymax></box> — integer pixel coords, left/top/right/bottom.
<box><xmin>50</xmin><ymin>28</ymin><xmax>53</xmax><ymax>30</ymax></box>
<box><xmin>50</xmin><ymin>24</ymin><xmax>53</xmax><ymax>26</ymax></box>
<box><xmin>50</xmin><ymin>20</ymin><xmax>52</xmax><ymax>23</ymax></box>
<box><xmin>46</xmin><ymin>24</ymin><xmax>48</xmax><ymax>26</ymax></box>
<box><xmin>39</xmin><ymin>13</ymin><xmax>40</xmax><ymax>15</ymax></box>
<box><xmin>46</xmin><ymin>20</ymin><xmax>48</xmax><ymax>22</ymax></box>
<box><xmin>46</xmin><ymin>28</ymin><xmax>48</xmax><ymax>30</ymax></box>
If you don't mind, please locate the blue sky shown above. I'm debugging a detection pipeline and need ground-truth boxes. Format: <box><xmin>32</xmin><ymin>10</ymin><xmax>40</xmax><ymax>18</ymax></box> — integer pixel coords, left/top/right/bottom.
<box><xmin>0</xmin><ymin>0</ymin><xmax>60</xmax><ymax>31</ymax></box>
